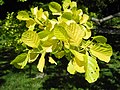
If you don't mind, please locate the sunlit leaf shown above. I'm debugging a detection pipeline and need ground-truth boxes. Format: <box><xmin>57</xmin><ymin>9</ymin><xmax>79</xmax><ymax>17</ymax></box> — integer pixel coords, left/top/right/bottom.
<box><xmin>70</xmin><ymin>49</ymin><xmax>85</xmax><ymax>61</ymax></box>
<box><xmin>85</xmin><ymin>52</ymin><xmax>100</xmax><ymax>83</ymax></box>
<box><xmin>37</xmin><ymin>52</ymin><xmax>45</xmax><ymax>72</ymax></box>
<box><xmin>90</xmin><ymin>43</ymin><xmax>113</xmax><ymax>62</ymax></box>
<box><xmin>73</xmin><ymin>57</ymin><xmax>85</xmax><ymax>73</ymax></box>
<box><xmin>62</xmin><ymin>0</ymin><xmax>71</xmax><ymax>10</ymax></box>
<box><xmin>21</xmin><ymin>30</ymin><xmax>40</xmax><ymax>48</ymax></box>
<box><xmin>67</xmin><ymin>60</ymin><xmax>76</xmax><ymax>74</ymax></box>
<box><xmin>80</xmin><ymin>14</ymin><xmax>89</xmax><ymax>24</ymax></box>
<box><xmin>67</xmin><ymin>23</ymin><xmax>85</xmax><ymax>46</ymax></box>
<box><xmin>92</xmin><ymin>36</ymin><xmax>107</xmax><ymax>43</ymax></box>
<box><xmin>53</xmin><ymin>25</ymin><xmax>69</xmax><ymax>41</ymax></box>
<box><xmin>49</xmin><ymin>57</ymin><xmax>57</xmax><ymax>65</ymax></box>
<box><xmin>31</xmin><ymin>7</ymin><xmax>38</xmax><ymax>16</ymax></box>
<box><xmin>70</xmin><ymin>1</ymin><xmax>77</xmax><ymax>9</ymax></box>
<box><xmin>28</xmin><ymin>49</ymin><xmax>40</xmax><ymax>63</ymax></box>
<box><xmin>80</xmin><ymin>25</ymin><xmax>91</xmax><ymax>39</ymax></box>
<box><xmin>49</xmin><ymin>2</ymin><xmax>61</xmax><ymax>13</ymax></box>
<box><xmin>26</xmin><ymin>18</ymin><xmax>36</xmax><ymax>29</ymax></box>
<box><xmin>16</xmin><ymin>11</ymin><xmax>30</xmax><ymax>20</ymax></box>
<box><xmin>10</xmin><ymin>53</ymin><xmax>28</xmax><ymax>69</ymax></box>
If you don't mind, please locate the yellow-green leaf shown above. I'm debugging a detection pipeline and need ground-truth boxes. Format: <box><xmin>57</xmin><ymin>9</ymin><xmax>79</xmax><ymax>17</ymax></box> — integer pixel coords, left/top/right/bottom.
<box><xmin>67</xmin><ymin>60</ymin><xmax>76</xmax><ymax>74</ymax></box>
<box><xmin>73</xmin><ymin>58</ymin><xmax>85</xmax><ymax>73</ymax></box>
<box><xmin>90</xmin><ymin>43</ymin><xmax>113</xmax><ymax>63</ymax></box>
<box><xmin>54</xmin><ymin>25</ymin><xmax>69</xmax><ymax>41</ymax></box>
<box><xmin>67</xmin><ymin>23</ymin><xmax>85</xmax><ymax>46</ymax></box>
<box><xmin>54</xmin><ymin>51</ymin><xmax>65</xmax><ymax>59</ymax></box>
<box><xmin>37</xmin><ymin>52</ymin><xmax>45</xmax><ymax>72</ymax></box>
<box><xmin>70</xmin><ymin>49</ymin><xmax>85</xmax><ymax>61</ymax></box>
<box><xmin>85</xmin><ymin>52</ymin><xmax>100</xmax><ymax>83</ymax></box>
<box><xmin>49</xmin><ymin>57</ymin><xmax>57</xmax><ymax>65</ymax></box>
<box><xmin>80</xmin><ymin>14</ymin><xmax>89</xmax><ymax>24</ymax></box>
<box><xmin>28</xmin><ymin>49</ymin><xmax>39</xmax><ymax>63</ymax></box>
<box><xmin>21</xmin><ymin>30</ymin><xmax>40</xmax><ymax>48</ymax></box>
<box><xmin>92</xmin><ymin>36</ymin><xmax>107</xmax><ymax>43</ymax></box>
<box><xmin>49</xmin><ymin>2</ymin><xmax>61</xmax><ymax>13</ymax></box>
<box><xmin>10</xmin><ymin>53</ymin><xmax>28</xmax><ymax>69</ymax></box>
<box><xmin>16</xmin><ymin>11</ymin><xmax>30</xmax><ymax>20</ymax></box>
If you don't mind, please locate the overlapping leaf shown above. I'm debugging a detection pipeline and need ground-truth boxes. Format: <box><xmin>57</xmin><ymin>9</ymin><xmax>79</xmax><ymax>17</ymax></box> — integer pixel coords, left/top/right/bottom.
<box><xmin>53</xmin><ymin>25</ymin><xmax>69</xmax><ymax>41</ymax></box>
<box><xmin>28</xmin><ymin>49</ymin><xmax>40</xmax><ymax>63</ymax></box>
<box><xmin>21</xmin><ymin>30</ymin><xmax>40</xmax><ymax>48</ymax></box>
<box><xmin>92</xmin><ymin>36</ymin><xmax>107</xmax><ymax>43</ymax></box>
<box><xmin>37</xmin><ymin>52</ymin><xmax>46</xmax><ymax>72</ymax></box>
<box><xmin>16</xmin><ymin>11</ymin><xmax>30</xmax><ymax>20</ymax></box>
<box><xmin>66</xmin><ymin>23</ymin><xmax>85</xmax><ymax>46</ymax></box>
<box><xmin>90</xmin><ymin>43</ymin><xmax>113</xmax><ymax>62</ymax></box>
<box><xmin>10</xmin><ymin>53</ymin><xmax>28</xmax><ymax>69</ymax></box>
<box><xmin>85</xmin><ymin>53</ymin><xmax>100</xmax><ymax>83</ymax></box>
<box><xmin>49</xmin><ymin>2</ymin><xmax>61</xmax><ymax>15</ymax></box>
<box><xmin>49</xmin><ymin>57</ymin><xmax>57</xmax><ymax>65</ymax></box>
<box><xmin>67</xmin><ymin>60</ymin><xmax>76</xmax><ymax>74</ymax></box>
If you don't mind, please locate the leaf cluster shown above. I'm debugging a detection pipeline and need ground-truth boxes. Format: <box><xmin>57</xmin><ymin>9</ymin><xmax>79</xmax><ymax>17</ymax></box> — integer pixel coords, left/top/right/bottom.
<box><xmin>11</xmin><ymin>0</ymin><xmax>113</xmax><ymax>83</ymax></box>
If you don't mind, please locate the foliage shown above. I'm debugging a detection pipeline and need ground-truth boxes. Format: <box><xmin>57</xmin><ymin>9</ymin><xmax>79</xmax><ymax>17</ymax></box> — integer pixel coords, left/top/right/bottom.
<box><xmin>0</xmin><ymin>12</ymin><xmax>26</xmax><ymax>52</ymax></box>
<box><xmin>0</xmin><ymin>0</ymin><xmax>4</xmax><ymax>5</ymax></box>
<box><xmin>10</xmin><ymin>0</ymin><xmax>112</xmax><ymax>83</ymax></box>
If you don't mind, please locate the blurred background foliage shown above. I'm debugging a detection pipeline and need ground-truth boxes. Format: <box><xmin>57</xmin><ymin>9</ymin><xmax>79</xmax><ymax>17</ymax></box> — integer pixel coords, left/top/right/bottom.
<box><xmin>0</xmin><ymin>0</ymin><xmax>120</xmax><ymax>89</ymax></box>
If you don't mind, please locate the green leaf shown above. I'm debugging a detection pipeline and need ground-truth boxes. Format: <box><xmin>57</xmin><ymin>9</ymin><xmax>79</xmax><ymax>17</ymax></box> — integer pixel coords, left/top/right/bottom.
<box><xmin>55</xmin><ymin>51</ymin><xmax>65</xmax><ymax>59</ymax></box>
<box><xmin>62</xmin><ymin>12</ymin><xmax>72</xmax><ymax>20</ymax></box>
<box><xmin>53</xmin><ymin>25</ymin><xmax>69</xmax><ymax>41</ymax></box>
<box><xmin>70</xmin><ymin>1</ymin><xmax>77</xmax><ymax>9</ymax></box>
<box><xmin>67</xmin><ymin>23</ymin><xmax>85</xmax><ymax>46</ymax></box>
<box><xmin>90</xmin><ymin>43</ymin><xmax>113</xmax><ymax>62</ymax></box>
<box><xmin>28</xmin><ymin>49</ymin><xmax>40</xmax><ymax>63</ymax></box>
<box><xmin>49</xmin><ymin>2</ymin><xmax>61</xmax><ymax>13</ymax></box>
<box><xmin>38</xmin><ymin>30</ymin><xmax>50</xmax><ymax>40</ymax></box>
<box><xmin>21</xmin><ymin>30</ymin><xmax>40</xmax><ymax>48</ymax></box>
<box><xmin>16</xmin><ymin>11</ymin><xmax>30</xmax><ymax>20</ymax></box>
<box><xmin>85</xmin><ymin>52</ymin><xmax>100</xmax><ymax>83</ymax></box>
<box><xmin>37</xmin><ymin>52</ymin><xmax>46</xmax><ymax>72</ymax></box>
<box><xmin>10</xmin><ymin>53</ymin><xmax>28</xmax><ymax>69</ymax></box>
<box><xmin>67</xmin><ymin>60</ymin><xmax>76</xmax><ymax>74</ymax></box>
<box><xmin>26</xmin><ymin>18</ymin><xmax>36</xmax><ymax>29</ymax></box>
<box><xmin>92</xmin><ymin>36</ymin><xmax>107</xmax><ymax>43</ymax></box>
<box><xmin>70</xmin><ymin>49</ymin><xmax>85</xmax><ymax>61</ymax></box>
<box><xmin>49</xmin><ymin>57</ymin><xmax>57</xmax><ymax>65</ymax></box>
<box><xmin>62</xmin><ymin>0</ymin><xmax>71</xmax><ymax>10</ymax></box>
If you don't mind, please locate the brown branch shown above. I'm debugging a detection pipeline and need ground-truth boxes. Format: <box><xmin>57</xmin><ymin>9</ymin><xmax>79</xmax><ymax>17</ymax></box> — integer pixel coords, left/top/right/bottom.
<box><xmin>91</xmin><ymin>12</ymin><xmax>120</xmax><ymax>25</ymax></box>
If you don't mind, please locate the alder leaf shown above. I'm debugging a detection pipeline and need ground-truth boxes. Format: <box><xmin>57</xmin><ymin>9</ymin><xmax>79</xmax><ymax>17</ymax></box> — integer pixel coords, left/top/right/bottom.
<box><xmin>92</xmin><ymin>36</ymin><xmax>107</xmax><ymax>43</ymax></box>
<box><xmin>21</xmin><ymin>30</ymin><xmax>40</xmax><ymax>48</ymax></box>
<box><xmin>85</xmin><ymin>53</ymin><xmax>100</xmax><ymax>83</ymax></box>
<box><xmin>10</xmin><ymin>53</ymin><xmax>28</xmax><ymax>69</ymax></box>
<box><xmin>67</xmin><ymin>60</ymin><xmax>76</xmax><ymax>74</ymax></box>
<box><xmin>80</xmin><ymin>14</ymin><xmax>89</xmax><ymax>24</ymax></box>
<box><xmin>28</xmin><ymin>49</ymin><xmax>40</xmax><ymax>63</ymax></box>
<box><xmin>73</xmin><ymin>57</ymin><xmax>85</xmax><ymax>73</ymax></box>
<box><xmin>37</xmin><ymin>52</ymin><xmax>45</xmax><ymax>72</ymax></box>
<box><xmin>16</xmin><ymin>11</ymin><xmax>30</xmax><ymax>20</ymax></box>
<box><xmin>70</xmin><ymin>49</ymin><xmax>85</xmax><ymax>61</ymax></box>
<box><xmin>49</xmin><ymin>2</ymin><xmax>61</xmax><ymax>13</ymax></box>
<box><xmin>90</xmin><ymin>43</ymin><xmax>113</xmax><ymax>63</ymax></box>
<box><xmin>67</xmin><ymin>23</ymin><xmax>85</xmax><ymax>46</ymax></box>
<box><xmin>53</xmin><ymin>25</ymin><xmax>69</xmax><ymax>41</ymax></box>
<box><xmin>49</xmin><ymin>57</ymin><xmax>57</xmax><ymax>65</ymax></box>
